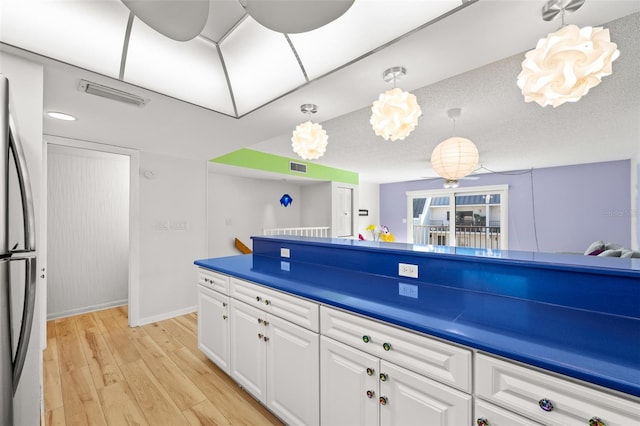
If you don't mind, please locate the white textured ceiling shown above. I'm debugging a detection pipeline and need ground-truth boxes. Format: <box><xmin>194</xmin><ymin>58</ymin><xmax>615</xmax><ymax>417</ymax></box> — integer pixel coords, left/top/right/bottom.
<box><xmin>1</xmin><ymin>0</ymin><xmax>639</xmax><ymax>184</ymax></box>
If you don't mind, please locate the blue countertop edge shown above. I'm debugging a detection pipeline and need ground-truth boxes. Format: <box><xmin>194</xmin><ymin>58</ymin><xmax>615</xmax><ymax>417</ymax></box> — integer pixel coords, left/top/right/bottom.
<box><xmin>195</xmin><ymin>254</ymin><xmax>640</xmax><ymax>398</ymax></box>
<box><xmin>252</xmin><ymin>235</ymin><xmax>640</xmax><ymax>278</ymax></box>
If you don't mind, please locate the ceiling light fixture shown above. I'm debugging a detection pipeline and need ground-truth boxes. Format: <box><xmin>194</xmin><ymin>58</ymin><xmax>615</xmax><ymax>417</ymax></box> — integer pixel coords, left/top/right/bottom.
<box><xmin>430</xmin><ymin>108</ymin><xmax>479</xmax><ymax>188</ymax></box>
<box><xmin>46</xmin><ymin>111</ymin><xmax>76</xmax><ymax>121</ymax></box>
<box><xmin>291</xmin><ymin>104</ymin><xmax>328</xmax><ymax>160</ymax></box>
<box><xmin>370</xmin><ymin>66</ymin><xmax>422</xmax><ymax>141</ymax></box>
<box><xmin>517</xmin><ymin>0</ymin><xmax>620</xmax><ymax>108</ymax></box>
<box><xmin>239</xmin><ymin>0</ymin><xmax>354</xmax><ymax>34</ymax></box>
<box><xmin>121</xmin><ymin>0</ymin><xmax>209</xmax><ymax>42</ymax></box>
<box><xmin>78</xmin><ymin>79</ymin><xmax>149</xmax><ymax>107</ymax></box>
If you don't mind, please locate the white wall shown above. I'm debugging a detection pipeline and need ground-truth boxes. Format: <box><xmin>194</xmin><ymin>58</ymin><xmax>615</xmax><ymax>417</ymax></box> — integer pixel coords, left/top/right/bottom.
<box><xmin>300</xmin><ymin>182</ymin><xmax>331</xmax><ymax>228</ymax></box>
<box><xmin>1</xmin><ymin>51</ymin><xmax>44</xmax><ymax>426</ymax></box>
<box><xmin>138</xmin><ymin>152</ymin><xmax>206</xmax><ymax>324</ymax></box>
<box><xmin>356</xmin><ymin>181</ymin><xmax>379</xmax><ymax>239</ymax></box>
<box><xmin>207</xmin><ymin>170</ymin><xmax>302</xmax><ymax>258</ymax></box>
<box><xmin>47</xmin><ymin>145</ymin><xmax>129</xmax><ymax>318</ymax></box>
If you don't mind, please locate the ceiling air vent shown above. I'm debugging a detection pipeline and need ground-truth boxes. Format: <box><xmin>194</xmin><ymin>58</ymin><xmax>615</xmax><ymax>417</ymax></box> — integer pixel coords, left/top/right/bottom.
<box><xmin>289</xmin><ymin>161</ymin><xmax>307</xmax><ymax>174</ymax></box>
<box><xmin>78</xmin><ymin>79</ymin><xmax>149</xmax><ymax>107</ymax></box>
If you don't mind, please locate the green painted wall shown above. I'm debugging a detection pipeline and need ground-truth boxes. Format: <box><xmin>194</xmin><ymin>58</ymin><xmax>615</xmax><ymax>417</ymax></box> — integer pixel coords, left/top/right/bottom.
<box><xmin>210</xmin><ymin>148</ymin><xmax>359</xmax><ymax>185</ymax></box>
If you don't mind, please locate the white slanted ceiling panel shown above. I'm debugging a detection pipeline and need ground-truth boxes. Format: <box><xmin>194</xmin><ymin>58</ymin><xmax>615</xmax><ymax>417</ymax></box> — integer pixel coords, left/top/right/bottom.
<box><xmin>289</xmin><ymin>0</ymin><xmax>463</xmax><ymax>80</ymax></box>
<box><xmin>220</xmin><ymin>17</ymin><xmax>306</xmax><ymax>116</ymax></box>
<box><xmin>124</xmin><ymin>18</ymin><xmax>234</xmax><ymax>115</ymax></box>
<box><xmin>0</xmin><ymin>0</ymin><xmax>129</xmax><ymax>78</ymax></box>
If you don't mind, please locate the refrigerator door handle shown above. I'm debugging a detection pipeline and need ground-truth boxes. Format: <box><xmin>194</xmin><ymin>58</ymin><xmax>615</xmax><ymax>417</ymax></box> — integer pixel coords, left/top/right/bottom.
<box><xmin>8</xmin><ymin>113</ymin><xmax>36</xmax><ymax>252</ymax></box>
<box><xmin>11</xmin><ymin>255</ymin><xmax>37</xmax><ymax>394</ymax></box>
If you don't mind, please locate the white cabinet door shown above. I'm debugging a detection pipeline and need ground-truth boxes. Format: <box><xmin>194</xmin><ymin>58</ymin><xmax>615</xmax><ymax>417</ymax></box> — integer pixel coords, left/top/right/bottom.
<box><xmin>266</xmin><ymin>314</ymin><xmax>320</xmax><ymax>426</ymax></box>
<box><xmin>197</xmin><ymin>286</ymin><xmax>230</xmax><ymax>373</ymax></box>
<box><xmin>320</xmin><ymin>337</ymin><xmax>379</xmax><ymax>426</ymax></box>
<box><xmin>229</xmin><ymin>299</ymin><xmax>267</xmax><ymax>403</ymax></box>
<box><xmin>379</xmin><ymin>360</ymin><xmax>471</xmax><ymax>426</ymax></box>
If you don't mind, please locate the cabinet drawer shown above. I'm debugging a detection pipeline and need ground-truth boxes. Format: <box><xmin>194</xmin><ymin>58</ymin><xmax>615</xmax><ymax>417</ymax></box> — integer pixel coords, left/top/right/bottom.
<box><xmin>321</xmin><ymin>306</ymin><xmax>471</xmax><ymax>392</ymax></box>
<box><xmin>475</xmin><ymin>353</ymin><xmax>640</xmax><ymax>426</ymax></box>
<box><xmin>230</xmin><ymin>278</ymin><xmax>319</xmax><ymax>332</ymax></box>
<box><xmin>475</xmin><ymin>399</ymin><xmax>541</xmax><ymax>426</ymax></box>
<box><xmin>197</xmin><ymin>268</ymin><xmax>229</xmax><ymax>294</ymax></box>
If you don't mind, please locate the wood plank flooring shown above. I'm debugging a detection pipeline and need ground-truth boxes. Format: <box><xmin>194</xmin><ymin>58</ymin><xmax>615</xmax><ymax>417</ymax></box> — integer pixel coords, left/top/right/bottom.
<box><xmin>44</xmin><ymin>306</ymin><xmax>283</xmax><ymax>426</ymax></box>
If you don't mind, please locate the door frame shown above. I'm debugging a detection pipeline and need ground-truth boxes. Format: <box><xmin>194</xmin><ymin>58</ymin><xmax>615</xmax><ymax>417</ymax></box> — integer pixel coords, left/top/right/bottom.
<box><xmin>44</xmin><ymin>135</ymin><xmax>141</xmax><ymax>326</ymax></box>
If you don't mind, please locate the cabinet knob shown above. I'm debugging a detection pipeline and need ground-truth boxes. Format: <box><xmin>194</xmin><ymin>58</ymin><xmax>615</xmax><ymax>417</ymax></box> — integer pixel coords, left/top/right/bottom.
<box><xmin>258</xmin><ymin>318</ymin><xmax>263</xmax><ymax>324</ymax></box>
<box><xmin>222</xmin><ymin>315</ymin><xmax>228</xmax><ymax>320</ymax></box>
<box><xmin>366</xmin><ymin>367</ymin><xmax>374</xmax><ymax>376</ymax></box>
<box><xmin>263</xmin><ymin>320</ymin><xmax>269</xmax><ymax>326</ymax></box>
<box><xmin>589</xmin><ymin>417</ymin><xmax>606</xmax><ymax>426</ymax></box>
<box><xmin>366</xmin><ymin>390</ymin><xmax>375</xmax><ymax>399</ymax></box>
<box><xmin>263</xmin><ymin>336</ymin><xmax>269</xmax><ymax>342</ymax></box>
<box><xmin>382</xmin><ymin>342</ymin><xmax>391</xmax><ymax>351</ymax></box>
<box><xmin>362</xmin><ymin>335</ymin><xmax>370</xmax><ymax>343</ymax></box>
<box><xmin>40</xmin><ymin>274</ymin><xmax>45</xmax><ymax>279</ymax></box>
<box><xmin>256</xmin><ymin>296</ymin><xmax>262</xmax><ymax>302</ymax></box>
<box><xmin>379</xmin><ymin>373</ymin><xmax>388</xmax><ymax>382</ymax></box>
<box><xmin>222</xmin><ymin>302</ymin><xmax>227</xmax><ymax>307</ymax></box>
<box><xmin>258</xmin><ymin>333</ymin><xmax>264</xmax><ymax>339</ymax></box>
<box><xmin>538</xmin><ymin>398</ymin><xmax>554</xmax><ymax>412</ymax></box>
<box><xmin>476</xmin><ymin>418</ymin><xmax>490</xmax><ymax>426</ymax></box>
<box><xmin>379</xmin><ymin>396</ymin><xmax>388</xmax><ymax>406</ymax></box>
<box><xmin>264</xmin><ymin>299</ymin><xmax>271</xmax><ymax>306</ymax></box>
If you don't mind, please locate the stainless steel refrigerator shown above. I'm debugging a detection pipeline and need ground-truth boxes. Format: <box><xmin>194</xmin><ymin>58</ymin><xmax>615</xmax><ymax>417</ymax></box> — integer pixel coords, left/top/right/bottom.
<box><xmin>1</xmin><ymin>75</ymin><xmax>38</xmax><ymax>424</ymax></box>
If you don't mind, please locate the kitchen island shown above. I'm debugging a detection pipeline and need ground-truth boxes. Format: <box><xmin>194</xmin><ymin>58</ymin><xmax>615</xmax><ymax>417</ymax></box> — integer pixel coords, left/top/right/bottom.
<box><xmin>195</xmin><ymin>236</ymin><xmax>639</xmax><ymax>425</ymax></box>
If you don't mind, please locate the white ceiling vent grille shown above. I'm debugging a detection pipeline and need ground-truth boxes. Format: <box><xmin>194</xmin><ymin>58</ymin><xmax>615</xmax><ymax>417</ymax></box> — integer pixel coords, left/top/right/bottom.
<box><xmin>289</xmin><ymin>161</ymin><xmax>307</xmax><ymax>173</ymax></box>
<box><xmin>78</xmin><ymin>79</ymin><xmax>149</xmax><ymax>107</ymax></box>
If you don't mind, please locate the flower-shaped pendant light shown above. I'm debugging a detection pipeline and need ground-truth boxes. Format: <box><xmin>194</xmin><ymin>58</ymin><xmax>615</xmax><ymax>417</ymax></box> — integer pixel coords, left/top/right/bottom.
<box><xmin>370</xmin><ymin>67</ymin><xmax>422</xmax><ymax>141</ymax></box>
<box><xmin>430</xmin><ymin>108</ymin><xmax>479</xmax><ymax>188</ymax></box>
<box><xmin>517</xmin><ymin>0</ymin><xmax>620</xmax><ymax>108</ymax></box>
<box><xmin>291</xmin><ymin>104</ymin><xmax>328</xmax><ymax>160</ymax></box>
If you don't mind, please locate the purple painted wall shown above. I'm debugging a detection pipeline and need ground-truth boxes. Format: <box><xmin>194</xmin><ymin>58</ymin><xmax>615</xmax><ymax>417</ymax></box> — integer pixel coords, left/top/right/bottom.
<box><xmin>380</xmin><ymin>160</ymin><xmax>632</xmax><ymax>253</ymax></box>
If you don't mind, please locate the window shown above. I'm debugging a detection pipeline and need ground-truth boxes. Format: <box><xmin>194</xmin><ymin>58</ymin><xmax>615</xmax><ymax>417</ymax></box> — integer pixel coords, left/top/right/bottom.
<box><xmin>406</xmin><ymin>185</ymin><xmax>508</xmax><ymax>249</ymax></box>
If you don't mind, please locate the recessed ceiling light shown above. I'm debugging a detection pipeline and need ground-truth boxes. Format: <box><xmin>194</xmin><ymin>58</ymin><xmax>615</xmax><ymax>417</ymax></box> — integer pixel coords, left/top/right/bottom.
<box><xmin>46</xmin><ymin>111</ymin><xmax>76</xmax><ymax>121</ymax></box>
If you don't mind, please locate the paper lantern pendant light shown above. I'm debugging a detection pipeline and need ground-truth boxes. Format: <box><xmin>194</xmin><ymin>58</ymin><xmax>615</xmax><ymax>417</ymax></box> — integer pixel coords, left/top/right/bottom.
<box><xmin>291</xmin><ymin>104</ymin><xmax>328</xmax><ymax>160</ymax></box>
<box><xmin>517</xmin><ymin>0</ymin><xmax>620</xmax><ymax>107</ymax></box>
<box><xmin>430</xmin><ymin>108</ymin><xmax>479</xmax><ymax>186</ymax></box>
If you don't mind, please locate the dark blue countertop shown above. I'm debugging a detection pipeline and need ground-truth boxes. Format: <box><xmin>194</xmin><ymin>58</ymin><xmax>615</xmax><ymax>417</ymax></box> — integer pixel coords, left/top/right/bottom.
<box><xmin>195</xmin><ymin>240</ymin><xmax>640</xmax><ymax>397</ymax></box>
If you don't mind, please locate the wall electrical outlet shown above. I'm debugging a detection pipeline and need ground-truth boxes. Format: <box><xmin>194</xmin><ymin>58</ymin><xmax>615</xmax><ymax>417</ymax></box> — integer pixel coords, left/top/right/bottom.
<box><xmin>280</xmin><ymin>248</ymin><xmax>290</xmax><ymax>258</ymax></box>
<box><xmin>398</xmin><ymin>263</ymin><xmax>418</xmax><ymax>278</ymax></box>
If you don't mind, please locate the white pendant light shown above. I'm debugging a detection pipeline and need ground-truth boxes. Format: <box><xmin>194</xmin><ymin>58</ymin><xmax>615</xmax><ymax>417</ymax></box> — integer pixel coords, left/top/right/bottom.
<box><xmin>121</xmin><ymin>0</ymin><xmax>209</xmax><ymax>42</ymax></box>
<box><xmin>517</xmin><ymin>0</ymin><xmax>620</xmax><ymax>108</ymax></box>
<box><xmin>239</xmin><ymin>0</ymin><xmax>354</xmax><ymax>34</ymax></box>
<box><xmin>291</xmin><ymin>104</ymin><xmax>328</xmax><ymax>160</ymax></box>
<box><xmin>430</xmin><ymin>108</ymin><xmax>479</xmax><ymax>187</ymax></box>
<box><xmin>370</xmin><ymin>67</ymin><xmax>422</xmax><ymax>142</ymax></box>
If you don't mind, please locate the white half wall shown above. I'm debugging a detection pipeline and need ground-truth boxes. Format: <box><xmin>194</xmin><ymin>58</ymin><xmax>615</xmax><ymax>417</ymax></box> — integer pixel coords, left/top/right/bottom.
<box><xmin>138</xmin><ymin>152</ymin><xmax>206</xmax><ymax>323</ymax></box>
<box><xmin>207</xmin><ymin>169</ymin><xmax>302</xmax><ymax>258</ymax></box>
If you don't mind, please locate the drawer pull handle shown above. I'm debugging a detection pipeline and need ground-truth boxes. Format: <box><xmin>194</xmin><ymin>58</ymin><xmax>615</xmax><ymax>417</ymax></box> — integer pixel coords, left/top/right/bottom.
<box><xmin>379</xmin><ymin>396</ymin><xmax>388</xmax><ymax>406</ymax></box>
<box><xmin>258</xmin><ymin>333</ymin><xmax>263</xmax><ymax>339</ymax></box>
<box><xmin>366</xmin><ymin>368</ymin><xmax>374</xmax><ymax>376</ymax></box>
<box><xmin>222</xmin><ymin>315</ymin><xmax>228</xmax><ymax>320</ymax></box>
<box><xmin>538</xmin><ymin>398</ymin><xmax>554</xmax><ymax>412</ymax></box>
<box><xmin>366</xmin><ymin>390</ymin><xmax>375</xmax><ymax>398</ymax></box>
<box><xmin>589</xmin><ymin>417</ymin><xmax>606</xmax><ymax>426</ymax></box>
<box><xmin>476</xmin><ymin>418</ymin><xmax>489</xmax><ymax>426</ymax></box>
<box><xmin>263</xmin><ymin>336</ymin><xmax>269</xmax><ymax>342</ymax></box>
<box><xmin>264</xmin><ymin>299</ymin><xmax>271</xmax><ymax>306</ymax></box>
<box><xmin>382</xmin><ymin>342</ymin><xmax>391</xmax><ymax>351</ymax></box>
<box><xmin>379</xmin><ymin>373</ymin><xmax>388</xmax><ymax>382</ymax></box>
<box><xmin>256</xmin><ymin>296</ymin><xmax>262</xmax><ymax>302</ymax></box>
<box><xmin>362</xmin><ymin>335</ymin><xmax>370</xmax><ymax>343</ymax></box>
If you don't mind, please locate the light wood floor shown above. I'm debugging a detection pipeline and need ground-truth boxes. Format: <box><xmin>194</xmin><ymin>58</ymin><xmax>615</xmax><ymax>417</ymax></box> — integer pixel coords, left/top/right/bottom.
<box><xmin>43</xmin><ymin>306</ymin><xmax>283</xmax><ymax>426</ymax></box>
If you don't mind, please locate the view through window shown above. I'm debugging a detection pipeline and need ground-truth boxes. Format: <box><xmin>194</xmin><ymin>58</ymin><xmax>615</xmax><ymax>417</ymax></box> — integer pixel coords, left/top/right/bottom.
<box><xmin>406</xmin><ymin>185</ymin><xmax>508</xmax><ymax>249</ymax></box>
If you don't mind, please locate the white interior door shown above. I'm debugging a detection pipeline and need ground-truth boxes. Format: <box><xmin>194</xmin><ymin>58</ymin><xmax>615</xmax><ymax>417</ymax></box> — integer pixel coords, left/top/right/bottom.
<box><xmin>336</xmin><ymin>186</ymin><xmax>353</xmax><ymax>237</ymax></box>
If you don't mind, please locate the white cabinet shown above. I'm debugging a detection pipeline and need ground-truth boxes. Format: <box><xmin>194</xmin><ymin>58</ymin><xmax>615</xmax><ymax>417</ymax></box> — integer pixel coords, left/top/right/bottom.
<box><xmin>320</xmin><ymin>304</ymin><xmax>472</xmax><ymax>426</ymax></box>
<box><xmin>197</xmin><ymin>268</ymin><xmax>230</xmax><ymax>373</ymax></box>
<box><xmin>197</xmin><ymin>286</ymin><xmax>230</xmax><ymax>373</ymax></box>
<box><xmin>474</xmin><ymin>399</ymin><xmax>541</xmax><ymax>426</ymax></box>
<box><xmin>475</xmin><ymin>353</ymin><xmax>640</xmax><ymax>426</ymax></box>
<box><xmin>229</xmin><ymin>279</ymin><xmax>320</xmax><ymax>426</ymax></box>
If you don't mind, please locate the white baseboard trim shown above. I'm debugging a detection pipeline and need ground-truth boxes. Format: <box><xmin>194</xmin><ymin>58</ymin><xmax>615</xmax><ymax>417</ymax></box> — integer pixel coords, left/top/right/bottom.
<box><xmin>47</xmin><ymin>299</ymin><xmax>128</xmax><ymax>320</ymax></box>
<box><xmin>137</xmin><ymin>305</ymin><xmax>197</xmax><ymax>326</ymax></box>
